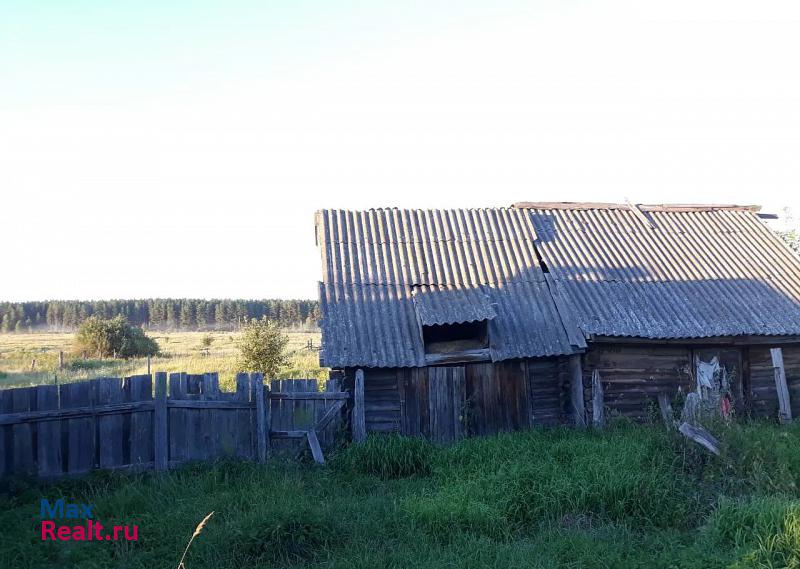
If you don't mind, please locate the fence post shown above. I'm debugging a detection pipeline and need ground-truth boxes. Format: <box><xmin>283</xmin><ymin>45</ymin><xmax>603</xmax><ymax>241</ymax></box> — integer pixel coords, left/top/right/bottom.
<box><xmin>253</xmin><ymin>373</ymin><xmax>268</xmax><ymax>463</ymax></box>
<box><xmin>154</xmin><ymin>372</ymin><xmax>168</xmax><ymax>472</ymax></box>
<box><xmin>353</xmin><ymin>369</ymin><xmax>366</xmax><ymax>442</ymax></box>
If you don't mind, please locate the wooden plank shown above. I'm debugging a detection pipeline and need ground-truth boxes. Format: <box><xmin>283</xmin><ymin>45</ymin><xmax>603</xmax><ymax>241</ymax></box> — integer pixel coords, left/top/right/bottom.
<box><xmin>96</xmin><ymin>378</ymin><xmax>125</xmax><ymax>468</ymax></box>
<box><xmin>771</xmin><ymin>347</ymin><xmax>792</xmax><ymax>423</ymax></box>
<box><xmin>12</xmin><ymin>387</ymin><xmax>36</xmax><ymax>475</ymax></box>
<box><xmin>36</xmin><ymin>385</ymin><xmax>62</xmax><ymax>477</ymax></box>
<box><xmin>306</xmin><ymin>430</ymin><xmax>324</xmax><ymax>464</ymax></box>
<box><xmin>679</xmin><ymin>422</ymin><xmax>721</xmax><ymax>455</ymax></box>
<box><xmin>592</xmin><ymin>369</ymin><xmax>605</xmax><ymax>429</ymax></box>
<box><xmin>129</xmin><ymin>375</ymin><xmax>153</xmax><ymax>466</ymax></box>
<box><xmin>268</xmin><ymin>379</ymin><xmax>286</xmax><ymax>452</ymax></box>
<box><xmin>154</xmin><ymin>372</ymin><xmax>168</xmax><ymax>472</ymax></box>
<box><xmin>253</xmin><ymin>373</ymin><xmax>267</xmax><ymax>462</ymax></box>
<box><xmin>0</xmin><ymin>390</ymin><xmax>13</xmax><ymax>477</ymax></box>
<box><xmin>263</xmin><ymin>381</ymin><xmax>271</xmax><ymax>457</ymax></box>
<box><xmin>453</xmin><ymin>366</ymin><xmax>466</xmax><ymax>440</ymax></box>
<box><xmin>60</xmin><ymin>381</ymin><xmax>95</xmax><ymax>474</ymax></box>
<box><xmin>267</xmin><ymin>392</ymin><xmax>349</xmax><ymax>400</ymax></box>
<box><xmin>424</xmin><ymin>348</ymin><xmax>491</xmax><ymax>366</ymax></box>
<box><xmin>353</xmin><ymin>369</ymin><xmax>366</xmax><ymax>442</ymax></box>
<box><xmin>167</xmin><ymin>373</ymin><xmax>189</xmax><ymax>462</ymax></box>
<box><xmin>569</xmin><ymin>355</ymin><xmax>586</xmax><ymax>427</ymax></box>
<box><xmin>234</xmin><ymin>373</ymin><xmax>253</xmax><ymax>459</ymax></box>
<box><xmin>185</xmin><ymin>374</ymin><xmax>205</xmax><ymax>461</ymax></box>
<box><xmin>202</xmin><ymin>373</ymin><xmax>219</xmax><ymax>458</ymax></box>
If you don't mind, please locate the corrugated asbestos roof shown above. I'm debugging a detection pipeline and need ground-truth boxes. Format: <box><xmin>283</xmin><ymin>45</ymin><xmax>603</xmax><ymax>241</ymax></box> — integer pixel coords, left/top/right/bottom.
<box><xmin>520</xmin><ymin>204</ymin><xmax>800</xmax><ymax>340</ymax></box>
<box><xmin>412</xmin><ymin>284</ymin><xmax>496</xmax><ymax>326</ymax></box>
<box><xmin>316</xmin><ymin>208</ymin><xmax>581</xmax><ymax>367</ymax></box>
<box><xmin>316</xmin><ymin>203</ymin><xmax>800</xmax><ymax>368</ymax></box>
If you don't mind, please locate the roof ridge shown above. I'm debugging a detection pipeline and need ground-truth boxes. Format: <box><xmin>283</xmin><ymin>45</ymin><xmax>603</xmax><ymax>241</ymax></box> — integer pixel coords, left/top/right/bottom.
<box><xmin>513</xmin><ymin>202</ymin><xmax>761</xmax><ymax>212</ymax></box>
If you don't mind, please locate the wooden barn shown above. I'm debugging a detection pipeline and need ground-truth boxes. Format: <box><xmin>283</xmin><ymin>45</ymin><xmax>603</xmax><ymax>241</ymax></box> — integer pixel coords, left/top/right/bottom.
<box><xmin>315</xmin><ymin>203</ymin><xmax>800</xmax><ymax>442</ymax></box>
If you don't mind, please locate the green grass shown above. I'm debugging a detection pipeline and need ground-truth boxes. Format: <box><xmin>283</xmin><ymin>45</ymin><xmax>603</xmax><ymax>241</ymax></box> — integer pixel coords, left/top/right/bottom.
<box><xmin>0</xmin><ymin>331</ymin><xmax>326</xmax><ymax>390</ymax></box>
<box><xmin>4</xmin><ymin>422</ymin><xmax>800</xmax><ymax>568</ymax></box>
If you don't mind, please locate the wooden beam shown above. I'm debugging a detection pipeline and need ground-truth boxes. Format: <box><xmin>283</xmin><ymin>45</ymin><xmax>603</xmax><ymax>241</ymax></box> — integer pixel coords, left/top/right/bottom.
<box><xmin>306</xmin><ymin>430</ymin><xmax>325</xmax><ymax>464</ymax></box>
<box><xmin>424</xmin><ymin>348</ymin><xmax>491</xmax><ymax>366</ymax></box>
<box><xmin>568</xmin><ymin>355</ymin><xmax>586</xmax><ymax>427</ymax></box>
<box><xmin>353</xmin><ymin>369</ymin><xmax>367</xmax><ymax>442</ymax></box>
<box><xmin>771</xmin><ymin>347</ymin><xmax>792</xmax><ymax>424</ymax></box>
<box><xmin>591</xmin><ymin>369</ymin><xmax>605</xmax><ymax>428</ymax></box>
<box><xmin>153</xmin><ymin>372</ymin><xmax>168</xmax><ymax>472</ymax></box>
<box><xmin>679</xmin><ymin>422</ymin><xmax>721</xmax><ymax>455</ymax></box>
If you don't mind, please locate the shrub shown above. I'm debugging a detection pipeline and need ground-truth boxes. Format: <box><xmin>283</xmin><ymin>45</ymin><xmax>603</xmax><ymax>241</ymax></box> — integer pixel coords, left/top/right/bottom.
<box><xmin>73</xmin><ymin>315</ymin><xmax>159</xmax><ymax>358</ymax></box>
<box><xmin>335</xmin><ymin>434</ymin><xmax>434</xmax><ymax>479</ymax></box>
<box><xmin>236</xmin><ymin>317</ymin><xmax>288</xmax><ymax>377</ymax></box>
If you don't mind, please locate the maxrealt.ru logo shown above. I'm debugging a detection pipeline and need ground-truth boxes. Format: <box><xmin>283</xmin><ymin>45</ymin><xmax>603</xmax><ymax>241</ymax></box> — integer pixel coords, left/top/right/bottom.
<box><xmin>40</xmin><ymin>498</ymin><xmax>138</xmax><ymax>542</ymax></box>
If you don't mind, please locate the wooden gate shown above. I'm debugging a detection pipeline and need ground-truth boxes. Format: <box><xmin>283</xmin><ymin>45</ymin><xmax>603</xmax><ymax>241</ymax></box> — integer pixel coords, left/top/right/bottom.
<box><xmin>427</xmin><ymin>366</ymin><xmax>466</xmax><ymax>443</ymax></box>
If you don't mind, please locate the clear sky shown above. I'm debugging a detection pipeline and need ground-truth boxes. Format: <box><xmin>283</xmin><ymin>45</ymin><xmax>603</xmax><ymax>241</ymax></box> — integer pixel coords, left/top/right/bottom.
<box><xmin>2</xmin><ymin>1</ymin><xmax>799</xmax><ymax>302</ymax></box>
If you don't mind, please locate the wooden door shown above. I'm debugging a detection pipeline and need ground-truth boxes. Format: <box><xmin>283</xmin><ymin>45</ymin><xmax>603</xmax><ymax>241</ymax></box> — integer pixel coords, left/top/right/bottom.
<box><xmin>427</xmin><ymin>366</ymin><xmax>466</xmax><ymax>443</ymax></box>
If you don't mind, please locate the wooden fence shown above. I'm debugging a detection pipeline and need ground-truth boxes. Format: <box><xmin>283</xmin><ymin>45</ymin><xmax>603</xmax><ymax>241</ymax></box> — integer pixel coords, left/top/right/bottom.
<box><xmin>0</xmin><ymin>373</ymin><xmax>347</xmax><ymax>479</ymax></box>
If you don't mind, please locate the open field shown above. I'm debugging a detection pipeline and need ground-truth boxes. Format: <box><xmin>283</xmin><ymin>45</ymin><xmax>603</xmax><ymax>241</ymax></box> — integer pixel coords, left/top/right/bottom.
<box><xmin>0</xmin><ymin>331</ymin><xmax>325</xmax><ymax>390</ymax></box>
<box><xmin>3</xmin><ymin>421</ymin><xmax>800</xmax><ymax>568</ymax></box>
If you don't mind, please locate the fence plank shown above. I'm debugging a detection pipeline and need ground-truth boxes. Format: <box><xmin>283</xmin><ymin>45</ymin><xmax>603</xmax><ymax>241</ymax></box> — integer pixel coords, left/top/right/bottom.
<box><xmin>306</xmin><ymin>430</ymin><xmax>324</xmax><ymax>464</ymax></box>
<box><xmin>169</xmin><ymin>373</ymin><xmax>187</xmax><ymax>463</ymax></box>
<box><xmin>129</xmin><ymin>375</ymin><xmax>153</xmax><ymax>466</ymax></box>
<box><xmin>97</xmin><ymin>378</ymin><xmax>125</xmax><ymax>468</ymax></box>
<box><xmin>12</xmin><ymin>387</ymin><xmax>36</xmax><ymax>475</ymax></box>
<box><xmin>202</xmin><ymin>373</ymin><xmax>219</xmax><ymax>458</ymax></box>
<box><xmin>154</xmin><ymin>372</ymin><xmax>168</xmax><ymax>472</ymax></box>
<box><xmin>36</xmin><ymin>385</ymin><xmax>62</xmax><ymax>477</ymax></box>
<box><xmin>253</xmin><ymin>373</ymin><xmax>267</xmax><ymax>463</ymax></box>
<box><xmin>235</xmin><ymin>373</ymin><xmax>252</xmax><ymax>459</ymax></box>
<box><xmin>61</xmin><ymin>381</ymin><xmax>95</xmax><ymax>474</ymax></box>
<box><xmin>0</xmin><ymin>390</ymin><xmax>12</xmax><ymax>477</ymax></box>
<box><xmin>186</xmin><ymin>374</ymin><xmax>207</xmax><ymax>461</ymax></box>
<box><xmin>353</xmin><ymin>369</ymin><xmax>366</xmax><ymax>442</ymax></box>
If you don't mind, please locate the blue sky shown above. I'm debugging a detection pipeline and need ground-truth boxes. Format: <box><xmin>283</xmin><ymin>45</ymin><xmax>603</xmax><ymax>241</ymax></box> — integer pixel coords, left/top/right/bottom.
<box><xmin>2</xmin><ymin>1</ymin><xmax>800</xmax><ymax>301</ymax></box>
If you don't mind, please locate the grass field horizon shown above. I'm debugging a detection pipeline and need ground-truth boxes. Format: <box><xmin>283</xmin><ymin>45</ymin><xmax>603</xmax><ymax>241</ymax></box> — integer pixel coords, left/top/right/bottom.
<box><xmin>0</xmin><ymin>330</ymin><xmax>326</xmax><ymax>390</ymax></box>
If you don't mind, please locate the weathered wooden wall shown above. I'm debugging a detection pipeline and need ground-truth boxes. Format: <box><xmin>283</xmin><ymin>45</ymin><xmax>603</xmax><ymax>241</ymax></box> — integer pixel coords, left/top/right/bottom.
<box><xmin>748</xmin><ymin>344</ymin><xmax>800</xmax><ymax>418</ymax></box>
<box><xmin>0</xmin><ymin>374</ymin><xmax>345</xmax><ymax>479</ymax></box>
<box><xmin>343</xmin><ymin>357</ymin><xmax>570</xmax><ymax>442</ymax></box>
<box><xmin>582</xmin><ymin>345</ymin><xmax>693</xmax><ymax>422</ymax></box>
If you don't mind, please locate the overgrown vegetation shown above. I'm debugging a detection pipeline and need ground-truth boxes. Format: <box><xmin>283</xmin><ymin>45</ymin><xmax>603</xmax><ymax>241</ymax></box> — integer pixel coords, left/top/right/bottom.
<box><xmin>73</xmin><ymin>316</ymin><xmax>159</xmax><ymax>359</ymax></box>
<box><xmin>4</xmin><ymin>422</ymin><xmax>800</xmax><ymax>568</ymax></box>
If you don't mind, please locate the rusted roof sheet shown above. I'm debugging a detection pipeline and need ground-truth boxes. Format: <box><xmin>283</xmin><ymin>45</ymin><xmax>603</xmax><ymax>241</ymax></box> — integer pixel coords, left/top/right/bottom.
<box><xmin>521</xmin><ymin>205</ymin><xmax>800</xmax><ymax>339</ymax></box>
<box><xmin>316</xmin><ymin>208</ymin><xmax>580</xmax><ymax>368</ymax></box>
<box><xmin>412</xmin><ymin>284</ymin><xmax>496</xmax><ymax>326</ymax></box>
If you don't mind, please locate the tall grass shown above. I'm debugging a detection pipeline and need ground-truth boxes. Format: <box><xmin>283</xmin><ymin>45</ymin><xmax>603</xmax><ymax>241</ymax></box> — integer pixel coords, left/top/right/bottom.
<box><xmin>3</xmin><ymin>421</ymin><xmax>800</xmax><ymax>568</ymax></box>
<box><xmin>0</xmin><ymin>331</ymin><xmax>326</xmax><ymax>389</ymax></box>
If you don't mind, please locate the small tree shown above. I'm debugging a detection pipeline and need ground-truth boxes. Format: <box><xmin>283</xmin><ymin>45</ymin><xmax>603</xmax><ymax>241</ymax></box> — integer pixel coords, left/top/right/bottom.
<box><xmin>236</xmin><ymin>317</ymin><xmax>288</xmax><ymax>377</ymax></box>
<box><xmin>200</xmin><ymin>334</ymin><xmax>214</xmax><ymax>356</ymax></box>
<box><xmin>74</xmin><ymin>315</ymin><xmax>159</xmax><ymax>358</ymax></box>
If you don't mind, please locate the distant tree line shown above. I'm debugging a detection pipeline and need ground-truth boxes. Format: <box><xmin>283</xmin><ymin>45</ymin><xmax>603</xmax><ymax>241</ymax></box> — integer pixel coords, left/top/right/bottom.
<box><xmin>0</xmin><ymin>299</ymin><xmax>320</xmax><ymax>333</ymax></box>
